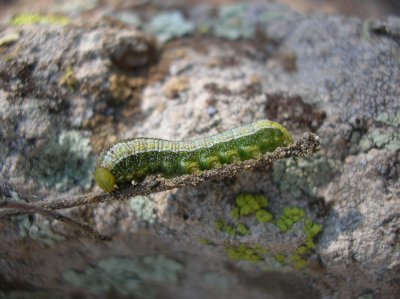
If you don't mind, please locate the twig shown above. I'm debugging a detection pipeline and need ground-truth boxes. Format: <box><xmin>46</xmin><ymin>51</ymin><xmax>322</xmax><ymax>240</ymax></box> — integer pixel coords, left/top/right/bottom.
<box><xmin>0</xmin><ymin>133</ymin><xmax>320</xmax><ymax>219</ymax></box>
<box><xmin>0</xmin><ymin>201</ymin><xmax>111</xmax><ymax>240</ymax></box>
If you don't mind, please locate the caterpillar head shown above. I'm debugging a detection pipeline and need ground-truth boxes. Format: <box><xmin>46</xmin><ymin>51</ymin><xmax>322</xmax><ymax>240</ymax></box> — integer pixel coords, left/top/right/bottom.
<box><xmin>95</xmin><ymin>167</ymin><xmax>116</xmax><ymax>192</ymax></box>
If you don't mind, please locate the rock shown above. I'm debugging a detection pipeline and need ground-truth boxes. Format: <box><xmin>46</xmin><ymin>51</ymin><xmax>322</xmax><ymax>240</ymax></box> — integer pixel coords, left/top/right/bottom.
<box><xmin>0</xmin><ymin>1</ymin><xmax>399</xmax><ymax>298</ymax></box>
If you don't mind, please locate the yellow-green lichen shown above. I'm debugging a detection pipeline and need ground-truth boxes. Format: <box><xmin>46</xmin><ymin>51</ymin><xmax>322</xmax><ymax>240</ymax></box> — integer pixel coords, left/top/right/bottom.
<box><xmin>255</xmin><ymin>210</ymin><xmax>273</xmax><ymax>223</ymax></box>
<box><xmin>275</xmin><ymin>254</ymin><xmax>286</xmax><ymax>264</ymax></box>
<box><xmin>215</xmin><ymin>219</ymin><xmax>249</xmax><ymax>236</ymax></box>
<box><xmin>59</xmin><ymin>65</ymin><xmax>78</xmax><ymax>90</ymax></box>
<box><xmin>276</xmin><ymin>207</ymin><xmax>305</xmax><ymax>232</ymax></box>
<box><xmin>225</xmin><ymin>243</ymin><xmax>267</xmax><ymax>263</ymax></box>
<box><xmin>303</xmin><ymin>218</ymin><xmax>322</xmax><ymax>250</ymax></box>
<box><xmin>234</xmin><ymin>193</ymin><xmax>269</xmax><ymax>217</ymax></box>
<box><xmin>237</xmin><ymin>223</ymin><xmax>249</xmax><ymax>235</ymax></box>
<box><xmin>10</xmin><ymin>13</ymin><xmax>71</xmax><ymax>26</ymax></box>
<box><xmin>198</xmin><ymin>238</ymin><xmax>211</xmax><ymax>245</ymax></box>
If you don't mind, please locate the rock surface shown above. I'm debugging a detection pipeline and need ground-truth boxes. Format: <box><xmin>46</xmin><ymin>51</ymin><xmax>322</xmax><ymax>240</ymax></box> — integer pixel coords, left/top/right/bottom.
<box><xmin>0</xmin><ymin>1</ymin><xmax>399</xmax><ymax>298</ymax></box>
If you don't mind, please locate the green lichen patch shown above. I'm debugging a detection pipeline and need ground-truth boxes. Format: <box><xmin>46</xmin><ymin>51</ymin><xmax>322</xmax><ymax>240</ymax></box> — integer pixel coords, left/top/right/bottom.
<box><xmin>275</xmin><ymin>207</ymin><xmax>305</xmax><ymax>232</ymax></box>
<box><xmin>63</xmin><ymin>255</ymin><xmax>183</xmax><ymax>296</ymax></box>
<box><xmin>225</xmin><ymin>243</ymin><xmax>268</xmax><ymax>263</ymax></box>
<box><xmin>255</xmin><ymin>210</ymin><xmax>273</xmax><ymax>223</ymax></box>
<box><xmin>215</xmin><ymin>219</ymin><xmax>249</xmax><ymax>236</ymax></box>
<box><xmin>10</xmin><ymin>13</ymin><xmax>71</xmax><ymax>26</ymax></box>
<box><xmin>198</xmin><ymin>237</ymin><xmax>211</xmax><ymax>245</ymax></box>
<box><xmin>237</xmin><ymin>223</ymin><xmax>250</xmax><ymax>235</ymax></box>
<box><xmin>234</xmin><ymin>193</ymin><xmax>269</xmax><ymax>218</ymax></box>
<box><xmin>59</xmin><ymin>65</ymin><xmax>78</xmax><ymax>90</ymax></box>
<box><xmin>303</xmin><ymin>219</ymin><xmax>323</xmax><ymax>250</ymax></box>
<box><xmin>30</xmin><ymin>130</ymin><xmax>95</xmax><ymax>191</ymax></box>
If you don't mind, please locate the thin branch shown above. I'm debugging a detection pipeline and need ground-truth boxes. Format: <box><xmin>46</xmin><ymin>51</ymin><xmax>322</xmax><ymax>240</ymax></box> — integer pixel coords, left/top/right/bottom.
<box><xmin>0</xmin><ymin>133</ymin><xmax>320</xmax><ymax>219</ymax></box>
<box><xmin>0</xmin><ymin>201</ymin><xmax>111</xmax><ymax>240</ymax></box>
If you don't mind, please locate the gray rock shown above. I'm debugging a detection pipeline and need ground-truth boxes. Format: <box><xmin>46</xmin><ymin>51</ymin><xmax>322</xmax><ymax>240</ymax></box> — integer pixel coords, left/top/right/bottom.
<box><xmin>0</xmin><ymin>1</ymin><xmax>399</xmax><ymax>298</ymax></box>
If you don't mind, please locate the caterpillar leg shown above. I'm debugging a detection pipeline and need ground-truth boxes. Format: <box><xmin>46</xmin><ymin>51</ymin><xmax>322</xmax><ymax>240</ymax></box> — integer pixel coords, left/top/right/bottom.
<box><xmin>199</xmin><ymin>154</ymin><xmax>222</xmax><ymax>170</ymax></box>
<box><xmin>219</xmin><ymin>149</ymin><xmax>241</xmax><ymax>164</ymax></box>
<box><xmin>180</xmin><ymin>160</ymin><xmax>201</xmax><ymax>175</ymax></box>
<box><xmin>239</xmin><ymin>145</ymin><xmax>262</xmax><ymax>160</ymax></box>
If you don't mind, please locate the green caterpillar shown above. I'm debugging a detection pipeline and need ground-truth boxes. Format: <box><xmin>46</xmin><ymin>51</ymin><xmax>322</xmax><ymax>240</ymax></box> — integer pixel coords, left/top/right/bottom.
<box><xmin>95</xmin><ymin>120</ymin><xmax>293</xmax><ymax>192</ymax></box>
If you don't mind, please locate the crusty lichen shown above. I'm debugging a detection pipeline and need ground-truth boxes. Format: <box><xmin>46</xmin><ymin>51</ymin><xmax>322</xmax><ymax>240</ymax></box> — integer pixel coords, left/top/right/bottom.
<box><xmin>30</xmin><ymin>130</ymin><xmax>95</xmax><ymax>191</ymax></box>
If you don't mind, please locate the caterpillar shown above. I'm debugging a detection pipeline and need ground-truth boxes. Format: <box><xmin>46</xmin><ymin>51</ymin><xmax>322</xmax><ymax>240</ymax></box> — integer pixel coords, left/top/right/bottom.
<box><xmin>95</xmin><ymin>120</ymin><xmax>293</xmax><ymax>192</ymax></box>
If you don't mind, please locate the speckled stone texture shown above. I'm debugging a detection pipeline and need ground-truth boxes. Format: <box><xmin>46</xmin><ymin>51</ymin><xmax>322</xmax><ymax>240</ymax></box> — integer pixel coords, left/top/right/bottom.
<box><xmin>0</xmin><ymin>1</ymin><xmax>399</xmax><ymax>299</ymax></box>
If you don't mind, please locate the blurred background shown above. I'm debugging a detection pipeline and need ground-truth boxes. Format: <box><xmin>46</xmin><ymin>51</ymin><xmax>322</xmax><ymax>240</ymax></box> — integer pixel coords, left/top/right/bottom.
<box><xmin>1</xmin><ymin>0</ymin><xmax>400</xmax><ymax>18</ymax></box>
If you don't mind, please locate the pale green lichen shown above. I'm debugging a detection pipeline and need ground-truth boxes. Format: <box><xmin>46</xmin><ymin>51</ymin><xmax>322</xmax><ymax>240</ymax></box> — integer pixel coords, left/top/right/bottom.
<box><xmin>63</xmin><ymin>255</ymin><xmax>183</xmax><ymax>297</ymax></box>
<box><xmin>10</xmin><ymin>13</ymin><xmax>70</xmax><ymax>26</ymax></box>
<box><xmin>375</xmin><ymin>111</ymin><xmax>400</xmax><ymax>127</ymax></box>
<box><xmin>214</xmin><ymin>4</ymin><xmax>255</xmax><ymax>40</ymax></box>
<box><xmin>31</xmin><ymin>130</ymin><xmax>95</xmax><ymax>191</ymax></box>
<box><xmin>8</xmin><ymin>191</ymin><xmax>65</xmax><ymax>244</ymax></box>
<box><xmin>359</xmin><ymin>130</ymin><xmax>400</xmax><ymax>152</ymax></box>
<box><xmin>145</xmin><ymin>11</ymin><xmax>194</xmax><ymax>42</ymax></box>
<box><xmin>130</xmin><ymin>195</ymin><xmax>157</xmax><ymax>225</ymax></box>
<box><xmin>273</xmin><ymin>156</ymin><xmax>336</xmax><ymax>198</ymax></box>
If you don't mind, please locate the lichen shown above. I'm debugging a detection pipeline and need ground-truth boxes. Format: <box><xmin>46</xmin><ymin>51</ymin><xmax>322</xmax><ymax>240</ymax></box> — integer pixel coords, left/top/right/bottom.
<box><xmin>255</xmin><ymin>210</ymin><xmax>273</xmax><ymax>223</ymax></box>
<box><xmin>30</xmin><ymin>130</ymin><xmax>95</xmax><ymax>191</ymax></box>
<box><xmin>145</xmin><ymin>11</ymin><xmax>194</xmax><ymax>43</ymax></box>
<box><xmin>375</xmin><ymin>111</ymin><xmax>400</xmax><ymax>127</ymax></box>
<box><xmin>275</xmin><ymin>207</ymin><xmax>305</xmax><ymax>232</ymax></box>
<box><xmin>8</xmin><ymin>191</ymin><xmax>65</xmax><ymax>244</ymax></box>
<box><xmin>236</xmin><ymin>223</ymin><xmax>250</xmax><ymax>235</ymax></box>
<box><xmin>233</xmin><ymin>193</ymin><xmax>269</xmax><ymax>217</ymax></box>
<box><xmin>225</xmin><ymin>243</ymin><xmax>267</xmax><ymax>263</ymax></box>
<box><xmin>63</xmin><ymin>255</ymin><xmax>183</xmax><ymax>297</ymax></box>
<box><xmin>359</xmin><ymin>130</ymin><xmax>400</xmax><ymax>152</ymax></box>
<box><xmin>59</xmin><ymin>65</ymin><xmax>78</xmax><ymax>90</ymax></box>
<box><xmin>273</xmin><ymin>156</ymin><xmax>336</xmax><ymax>198</ymax></box>
<box><xmin>214</xmin><ymin>219</ymin><xmax>248</xmax><ymax>236</ymax></box>
<box><xmin>215</xmin><ymin>193</ymin><xmax>321</xmax><ymax>270</ymax></box>
<box><xmin>130</xmin><ymin>196</ymin><xmax>157</xmax><ymax>225</ymax></box>
<box><xmin>10</xmin><ymin>13</ymin><xmax>71</xmax><ymax>26</ymax></box>
<box><xmin>213</xmin><ymin>4</ymin><xmax>255</xmax><ymax>40</ymax></box>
